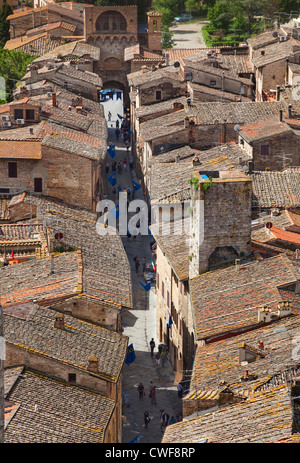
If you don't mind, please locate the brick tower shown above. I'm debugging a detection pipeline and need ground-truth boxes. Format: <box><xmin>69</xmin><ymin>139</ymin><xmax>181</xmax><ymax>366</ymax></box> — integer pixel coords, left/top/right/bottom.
<box><xmin>189</xmin><ymin>170</ymin><xmax>252</xmax><ymax>278</ymax></box>
<box><xmin>147</xmin><ymin>11</ymin><xmax>162</xmax><ymax>51</ymax></box>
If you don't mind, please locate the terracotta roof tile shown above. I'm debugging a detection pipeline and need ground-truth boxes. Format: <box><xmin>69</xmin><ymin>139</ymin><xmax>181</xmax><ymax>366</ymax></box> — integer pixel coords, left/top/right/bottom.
<box><xmin>4</xmin><ymin>368</ymin><xmax>115</xmax><ymax>443</ymax></box>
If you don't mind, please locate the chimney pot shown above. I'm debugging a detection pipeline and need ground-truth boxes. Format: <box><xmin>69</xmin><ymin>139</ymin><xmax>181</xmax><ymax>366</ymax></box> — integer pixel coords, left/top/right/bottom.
<box><xmin>279</xmin><ymin>109</ymin><xmax>283</xmax><ymax>121</ymax></box>
<box><xmin>52</xmin><ymin>92</ymin><xmax>57</xmax><ymax>107</ymax></box>
<box><xmin>54</xmin><ymin>313</ymin><xmax>65</xmax><ymax>329</ymax></box>
<box><xmin>235</xmin><ymin>259</ymin><xmax>241</xmax><ymax>271</ymax></box>
<box><xmin>258</xmin><ymin>341</ymin><xmax>264</xmax><ymax>350</ymax></box>
<box><xmin>87</xmin><ymin>355</ymin><xmax>99</xmax><ymax>373</ymax></box>
<box><xmin>245</xmin><ymin>369</ymin><xmax>249</xmax><ymax>377</ymax></box>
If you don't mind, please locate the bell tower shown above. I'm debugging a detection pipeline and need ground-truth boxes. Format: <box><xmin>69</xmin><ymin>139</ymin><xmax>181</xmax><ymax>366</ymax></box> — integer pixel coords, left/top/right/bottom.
<box><xmin>147</xmin><ymin>11</ymin><xmax>162</xmax><ymax>51</ymax></box>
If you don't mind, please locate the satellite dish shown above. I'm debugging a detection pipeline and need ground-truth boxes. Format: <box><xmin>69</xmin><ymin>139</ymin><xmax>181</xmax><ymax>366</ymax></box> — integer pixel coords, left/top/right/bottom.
<box><xmin>234</xmin><ymin>124</ymin><xmax>240</xmax><ymax>132</ymax></box>
<box><xmin>174</xmin><ymin>61</ymin><xmax>180</xmax><ymax>68</ymax></box>
<box><xmin>273</xmin><ymin>31</ymin><xmax>278</xmax><ymax>37</ymax></box>
<box><xmin>265</xmin><ymin>222</ymin><xmax>273</xmax><ymax>229</ymax></box>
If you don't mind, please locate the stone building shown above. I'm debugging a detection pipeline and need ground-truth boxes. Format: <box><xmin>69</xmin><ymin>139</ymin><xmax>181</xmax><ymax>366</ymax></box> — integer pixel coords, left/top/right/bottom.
<box><xmin>4</xmin><ymin>366</ymin><xmax>117</xmax><ymax>443</ymax></box>
<box><xmin>2</xmin><ymin>302</ymin><xmax>128</xmax><ymax>442</ymax></box>
<box><xmin>238</xmin><ymin>118</ymin><xmax>300</xmax><ymax>171</ymax></box>
<box><xmin>150</xmin><ymin>168</ymin><xmax>252</xmax><ymax>374</ymax></box>
<box><xmin>0</xmin><ymin>121</ymin><xmax>104</xmax><ymax>211</ymax></box>
<box><xmin>247</xmin><ymin>29</ymin><xmax>300</xmax><ymax>101</ymax></box>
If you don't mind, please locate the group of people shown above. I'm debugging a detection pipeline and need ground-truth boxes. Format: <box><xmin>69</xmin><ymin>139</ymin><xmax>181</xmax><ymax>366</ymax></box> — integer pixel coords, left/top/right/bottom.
<box><xmin>150</xmin><ymin>339</ymin><xmax>168</xmax><ymax>368</ymax></box>
<box><xmin>142</xmin><ymin>407</ymin><xmax>182</xmax><ymax>433</ymax></box>
<box><xmin>133</xmin><ymin>256</ymin><xmax>146</xmax><ymax>274</ymax></box>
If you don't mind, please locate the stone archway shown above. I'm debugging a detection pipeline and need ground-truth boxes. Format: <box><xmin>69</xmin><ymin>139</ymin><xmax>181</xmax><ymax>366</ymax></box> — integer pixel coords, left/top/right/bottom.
<box><xmin>95</xmin><ymin>10</ymin><xmax>127</xmax><ymax>33</ymax></box>
<box><xmin>102</xmin><ymin>80</ymin><xmax>126</xmax><ymax>93</ymax></box>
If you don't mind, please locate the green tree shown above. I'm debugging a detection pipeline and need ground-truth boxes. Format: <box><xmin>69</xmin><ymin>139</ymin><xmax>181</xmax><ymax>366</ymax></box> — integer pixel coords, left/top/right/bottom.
<box><xmin>161</xmin><ymin>25</ymin><xmax>175</xmax><ymax>48</ymax></box>
<box><xmin>0</xmin><ymin>2</ymin><xmax>13</xmax><ymax>48</ymax></box>
<box><xmin>0</xmin><ymin>49</ymin><xmax>35</xmax><ymax>101</ymax></box>
<box><xmin>185</xmin><ymin>0</ymin><xmax>201</xmax><ymax>15</ymax></box>
<box><xmin>152</xmin><ymin>0</ymin><xmax>178</xmax><ymax>27</ymax></box>
<box><xmin>207</xmin><ymin>0</ymin><xmax>233</xmax><ymax>30</ymax></box>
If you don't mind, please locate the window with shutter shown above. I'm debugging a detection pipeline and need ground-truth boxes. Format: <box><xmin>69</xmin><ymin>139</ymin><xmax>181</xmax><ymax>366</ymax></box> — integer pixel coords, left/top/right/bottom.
<box><xmin>260</xmin><ymin>144</ymin><xmax>269</xmax><ymax>155</ymax></box>
<box><xmin>8</xmin><ymin>162</ymin><xmax>17</xmax><ymax>178</ymax></box>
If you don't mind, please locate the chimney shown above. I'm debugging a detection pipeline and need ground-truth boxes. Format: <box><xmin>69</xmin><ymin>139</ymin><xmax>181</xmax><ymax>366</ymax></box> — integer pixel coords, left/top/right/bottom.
<box><xmin>296</xmin><ymin>249</ymin><xmax>300</xmax><ymax>260</ymax></box>
<box><xmin>165</xmin><ymin>52</ymin><xmax>170</xmax><ymax>66</ymax></box>
<box><xmin>235</xmin><ymin>258</ymin><xmax>241</xmax><ymax>271</ymax></box>
<box><xmin>54</xmin><ymin>313</ymin><xmax>65</xmax><ymax>329</ymax></box>
<box><xmin>288</xmin><ymin>104</ymin><xmax>292</xmax><ymax>118</ymax></box>
<box><xmin>279</xmin><ymin>109</ymin><xmax>283</xmax><ymax>122</ymax></box>
<box><xmin>87</xmin><ymin>355</ymin><xmax>99</xmax><ymax>373</ymax></box>
<box><xmin>50</xmin><ymin>255</ymin><xmax>54</xmax><ymax>274</ymax></box>
<box><xmin>29</xmin><ymin>127</ymin><xmax>34</xmax><ymax>135</ymax></box>
<box><xmin>276</xmin><ymin>85</ymin><xmax>281</xmax><ymax>101</ymax></box>
<box><xmin>175</xmin><ymin>154</ymin><xmax>181</xmax><ymax>163</ymax></box>
<box><xmin>248</xmin><ymin>160</ymin><xmax>253</xmax><ymax>174</ymax></box>
<box><xmin>244</xmin><ymin>369</ymin><xmax>249</xmax><ymax>378</ymax></box>
<box><xmin>52</xmin><ymin>92</ymin><xmax>57</xmax><ymax>107</ymax></box>
<box><xmin>261</xmin><ymin>50</ymin><xmax>265</xmax><ymax>55</ymax></box>
<box><xmin>258</xmin><ymin>341</ymin><xmax>264</xmax><ymax>350</ymax></box>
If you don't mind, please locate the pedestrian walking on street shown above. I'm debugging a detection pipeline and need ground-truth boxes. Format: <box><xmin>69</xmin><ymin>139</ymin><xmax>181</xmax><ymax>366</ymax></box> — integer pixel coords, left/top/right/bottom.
<box><xmin>117</xmin><ymin>161</ymin><xmax>122</xmax><ymax>174</ymax></box>
<box><xmin>112</xmin><ymin>161</ymin><xmax>117</xmax><ymax>173</ymax></box>
<box><xmin>125</xmin><ymin>139</ymin><xmax>130</xmax><ymax>152</ymax></box>
<box><xmin>108</xmin><ymin>111</ymin><xmax>112</xmax><ymax>121</ymax></box>
<box><xmin>127</xmin><ymin>186</ymin><xmax>131</xmax><ymax>199</ymax></box>
<box><xmin>155</xmin><ymin>352</ymin><xmax>161</xmax><ymax>367</ymax></box>
<box><xmin>144</xmin><ymin>411</ymin><xmax>151</xmax><ymax>430</ymax></box>
<box><xmin>160</xmin><ymin>409</ymin><xmax>169</xmax><ymax>433</ymax></box>
<box><xmin>116</xmin><ymin>119</ymin><xmax>120</xmax><ymax>128</ymax></box>
<box><xmin>160</xmin><ymin>349</ymin><xmax>167</xmax><ymax>368</ymax></box>
<box><xmin>138</xmin><ymin>382</ymin><xmax>145</xmax><ymax>399</ymax></box>
<box><xmin>105</xmin><ymin>161</ymin><xmax>110</xmax><ymax>174</ymax></box>
<box><xmin>149</xmin><ymin>385</ymin><xmax>157</xmax><ymax>405</ymax></box>
<box><xmin>115</xmin><ymin>127</ymin><xmax>120</xmax><ymax>140</ymax></box>
<box><xmin>133</xmin><ymin>255</ymin><xmax>140</xmax><ymax>273</ymax></box>
<box><xmin>177</xmin><ymin>382</ymin><xmax>184</xmax><ymax>399</ymax></box>
<box><xmin>123</xmin><ymin>158</ymin><xmax>128</xmax><ymax>170</ymax></box>
<box><xmin>169</xmin><ymin>416</ymin><xmax>176</xmax><ymax>425</ymax></box>
<box><xmin>150</xmin><ymin>338</ymin><xmax>155</xmax><ymax>357</ymax></box>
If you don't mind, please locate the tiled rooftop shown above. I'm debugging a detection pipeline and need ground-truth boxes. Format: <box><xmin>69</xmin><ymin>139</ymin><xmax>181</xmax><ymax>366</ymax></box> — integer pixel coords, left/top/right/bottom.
<box><xmin>0</xmin><ymin>140</ymin><xmax>41</xmax><ymax>159</ymax></box>
<box><xmin>151</xmin><ymin>218</ymin><xmax>190</xmax><ymax>281</ymax></box>
<box><xmin>127</xmin><ymin>64</ymin><xmax>184</xmax><ymax>87</ymax></box>
<box><xmin>247</xmin><ymin>29</ymin><xmax>288</xmax><ymax>49</ymax></box>
<box><xmin>190</xmin><ymin>254</ymin><xmax>300</xmax><ymax>341</ymax></box>
<box><xmin>0</xmin><ymin>251</ymin><xmax>82</xmax><ymax>307</ymax></box>
<box><xmin>22</xmin><ymin>194</ymin><xmax>133</xmax><ymax>309</ymax></box>
<box><xmin>251</xmin><ymin>36</ymin><xmax>300</xmax><ymax>68</ymax></box>
<box><xmin>33</xmin><ymin>40</ymin><xmax>100</xmax><ymax>62</ymax></box>
<box><xmin>163</xmin><ymin>385</ymin><xmax>299</xmax><ymax>443</ymax></box>
<box><xmin>251</xmin><ymin>169</ymin><xmax>300</xmax><ymax>209</ymax></box>
<box><xmin>3</xmin><ymin>302</ymin><xmax>128</xmax><ymax>381</ymax></box>
<box><xmin>149</xmin><ymin>143</ymin><xmax>250</xmax><ymax>204</ymax></box>
<box><xmin>135</xmin><ymin>96</ymin><xmax>187</xmax><ymax>119</ymax></box>
<box><xmin>0</xmin><ymin>223</ymin><xmax>44</xmax><ymax>243</ymax></box>
<box><xmin>188</xmin><ymin>100</ymin><xmax>296</xmax><ymax>125</ymax></box>
<box><xmin>239</xmin><ymin>119</ymin><xmax>293</xmax><ymax>142</ymax></box>
<box><xmin>4</xmin><ymin>368</ymin><xmax>115</xmax><ymax>443</ymax></box>
<box><xmin>190</xmin><ymin>311</ymin><xmax>300</xmax><ymax>398</ymax></box>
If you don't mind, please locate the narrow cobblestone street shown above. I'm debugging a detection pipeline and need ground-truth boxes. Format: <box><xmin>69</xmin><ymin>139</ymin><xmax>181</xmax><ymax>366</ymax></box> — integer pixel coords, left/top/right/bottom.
<box><xmin>102</xmin><ymin>98</ymin><xmax>182</xmax><ymax>443</ymax></box>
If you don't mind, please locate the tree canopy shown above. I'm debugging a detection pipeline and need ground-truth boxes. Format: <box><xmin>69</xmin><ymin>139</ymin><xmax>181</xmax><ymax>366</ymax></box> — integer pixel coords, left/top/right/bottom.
<box><xmin>0</xmin><ymin>2</ymin><xmax>13</xmax><ymax>48</ymax></box>
<box><xmin>0</xmin><ymin>49</ymin><xmax>36</xmax><ymax>102</ymax></box>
